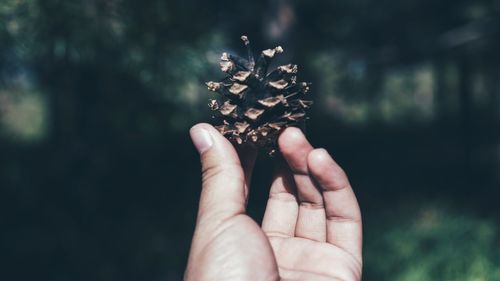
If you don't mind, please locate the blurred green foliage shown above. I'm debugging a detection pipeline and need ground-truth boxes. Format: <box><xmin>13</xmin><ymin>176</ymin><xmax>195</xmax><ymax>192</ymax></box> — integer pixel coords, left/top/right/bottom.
<box><xmin>365</xmin><ymin>203</ymin><xmax>500</xmax><ymax>281</ymax></box>
<box><xmin>1</xmin><ymin>0</ymin><xmax>500</xmax><ymax>280</ymax></box>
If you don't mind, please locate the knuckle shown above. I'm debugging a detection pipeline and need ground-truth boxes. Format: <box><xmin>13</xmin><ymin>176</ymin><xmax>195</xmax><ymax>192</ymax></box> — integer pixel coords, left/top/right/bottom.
<box><xmin>299</xmin><ymin>201</ymin><xmax>325</xmax><ymax>209</ymax></box>
<box><xmin>326</xmin><ymin>214</ymin><xmax>362</xmax><ymax>224</ymax></box>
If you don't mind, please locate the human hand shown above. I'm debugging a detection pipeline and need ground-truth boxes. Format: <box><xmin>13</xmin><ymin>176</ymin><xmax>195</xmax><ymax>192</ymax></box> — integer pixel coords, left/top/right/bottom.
<box><xmin>185</xmin><ymin>123</ymin><xmax>362</xmax><ymax>281</ymax></box>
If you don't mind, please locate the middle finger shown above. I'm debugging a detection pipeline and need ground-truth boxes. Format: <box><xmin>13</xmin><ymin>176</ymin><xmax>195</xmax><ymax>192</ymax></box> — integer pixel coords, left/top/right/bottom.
<box><xmin>279</xmin><ymin>127</ymin><xmax>326</xmax><ymax>242</ymax></box>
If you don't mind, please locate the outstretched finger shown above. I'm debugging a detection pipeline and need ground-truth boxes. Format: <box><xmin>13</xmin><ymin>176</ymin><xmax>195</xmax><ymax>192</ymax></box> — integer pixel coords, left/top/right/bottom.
<box><xmin>279</xmin><ymin>127</ymin><xmax>326</xmax><ymax>242</ymax></box>
<box><xmin>307</xmin><ymin>149</ymin><xmax>362</xmax><ymax>264</ymax></box>
<box><xmin>262</xmin><ymin>158</ymin><xmax>299</xmax><ymax>238</ymax></box>
<box><xmin>190</xmin><ymin>123</ymin><xmax>248</xmax><ymax>226</ymax></box>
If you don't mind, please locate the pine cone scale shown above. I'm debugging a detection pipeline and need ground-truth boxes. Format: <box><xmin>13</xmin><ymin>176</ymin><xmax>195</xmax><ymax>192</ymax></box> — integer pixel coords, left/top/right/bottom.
<box><xmin>205</xmin><ymin>35</ymin><xmax>313</xmax><ymax>155</ymax></box>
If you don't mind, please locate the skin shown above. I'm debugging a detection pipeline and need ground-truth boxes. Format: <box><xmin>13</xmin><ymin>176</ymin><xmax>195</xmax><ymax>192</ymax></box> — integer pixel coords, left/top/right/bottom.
<box><xmin>185</xmin><ymin>124</ymin><xmax>362</xmax><ymax>281</ymax></box>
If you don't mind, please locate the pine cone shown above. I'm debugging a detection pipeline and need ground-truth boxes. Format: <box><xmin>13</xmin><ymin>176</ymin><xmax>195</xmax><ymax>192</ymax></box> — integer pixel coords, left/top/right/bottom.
<box><xmin>206</xmin><ymin>35</ymin><xmax>312</xmax><ymax>155</ymax></box>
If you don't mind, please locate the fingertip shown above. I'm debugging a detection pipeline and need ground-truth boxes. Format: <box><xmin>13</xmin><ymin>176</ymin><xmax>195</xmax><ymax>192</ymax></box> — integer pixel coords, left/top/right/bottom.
<box><xmin>190</xmin><ymin>122</ymin><xmax>210</xmax><ymax>131</ymax></box>
<box><xmin>307</xmin><ymin>148</ymin><xmax>329</xmax><ymax>177</ymax></box>
<box><xmin>307</xmin><ymin>148</ymin><xmax>330</xmax><ymax>169</ymax></box>
<box><xmin>278</xmin><ymin>127</ymin><xmax>314</xmax><ymax>162</ymax></box>
<box><xmin>278</xmin><ymin>127</ymin><xmax>305</xmax><ymax>152</ymax></box>
<box><xmin>190</xmin><ymin>123</ymin><xmax>237</xmax><ymax>160</ymax></box>
<box><xmin>307</xmin><ymin>148</ymin><xmax>348</xmax><ymax>191</ymax></box>
<box><xmin>190</xmin><ymin>124</ymin><xmax>214</xmax><ymax>155</ymax></box>
<box><xmin>190</xmin><ymin>123</ymin><xmax>229</xmax><ymax>145</ymax></box>
<box><xmin>190</xmin><ymin>123</ymin><xmax>219</xmax><ymax>137</ymax></box>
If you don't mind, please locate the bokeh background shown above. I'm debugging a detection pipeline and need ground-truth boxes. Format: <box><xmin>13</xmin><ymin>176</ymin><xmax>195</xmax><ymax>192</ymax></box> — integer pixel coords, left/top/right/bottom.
<box><xmin>1</xmin><ymin>0</ymin><xmax>500</xmax><ymax>280</ymax></box>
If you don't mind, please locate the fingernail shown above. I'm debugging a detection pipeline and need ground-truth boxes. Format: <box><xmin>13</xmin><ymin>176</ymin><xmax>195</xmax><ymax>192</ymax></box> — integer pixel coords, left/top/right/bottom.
<box><xmin>190</xmin><ymin>126</ymin><xmax>213</xmax><ymax>154</ymax></box>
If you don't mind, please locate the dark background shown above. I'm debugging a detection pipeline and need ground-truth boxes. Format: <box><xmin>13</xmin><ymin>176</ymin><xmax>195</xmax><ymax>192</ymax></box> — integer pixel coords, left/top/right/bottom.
<box><xmin>1</xmin><ymin>0</ymin><xmax>500</xmax><ymax>280</ymax></box>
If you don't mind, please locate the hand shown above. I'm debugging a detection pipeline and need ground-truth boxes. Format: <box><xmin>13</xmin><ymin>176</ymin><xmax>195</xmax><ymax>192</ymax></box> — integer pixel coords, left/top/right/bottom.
<box><xmin>185</xmin><ymin>123</ymin><xmax>362</xmax><ymax>281</ymax></box>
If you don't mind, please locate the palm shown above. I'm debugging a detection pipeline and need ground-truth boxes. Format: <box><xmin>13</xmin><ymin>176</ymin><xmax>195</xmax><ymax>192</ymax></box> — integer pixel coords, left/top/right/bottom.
<box><xmin>188</xmin><ymin>215</ymin><xmax>277</xmax><ymax>281</ymax></box>
<box><xmin>204</xmin><ymin>212</ymin><xmax>362</xmax><ymax>280</ymax></box>
<box><xmin>186</xmin><ymin>126</ymin><xmax>362</xmax><ymax>281</ymax></box>
<box><xmin>268</xmin><ymin>235</ymin><xmax>361</xmax><ymax>281</ymax></box>
<box><xmin>194</xmin><ymin>213</ymin><xmax>361</xmax><ymax>281</ymax></box>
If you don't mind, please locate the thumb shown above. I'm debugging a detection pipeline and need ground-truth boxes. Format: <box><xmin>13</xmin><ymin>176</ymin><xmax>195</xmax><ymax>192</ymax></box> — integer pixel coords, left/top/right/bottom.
<box><xmin>190</xmin><ymin>123</ymin><xmax>248</xmax><ymax>224</ymax></box>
